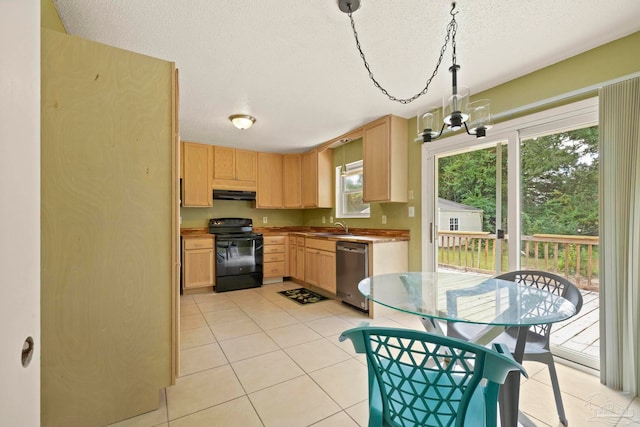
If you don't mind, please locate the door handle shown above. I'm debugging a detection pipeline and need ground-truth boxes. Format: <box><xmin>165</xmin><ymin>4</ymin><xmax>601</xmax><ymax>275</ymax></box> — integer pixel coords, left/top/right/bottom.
<box><xmin>22</xmin><ymin>336</ymin><xmax>35</xmax><ymax>367</ymax></box>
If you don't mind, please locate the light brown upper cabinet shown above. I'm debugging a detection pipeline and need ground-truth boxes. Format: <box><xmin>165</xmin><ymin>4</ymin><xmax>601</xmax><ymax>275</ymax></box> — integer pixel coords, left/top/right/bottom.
<box><xmin>362</xmin><ymin>115</ymin><xmax>408</xmax><ymax>203</ymax></box>
<box><xmin>182</xmin><ymin>141</ymin><xmax>213</xmax><ymax>207</ymax></box>
<box><xmin>302</xmin><ymin>148</ymin><xmax>333</xmax><ymax>208</ymax></box>
<box><xmin>283</xmin><ymin>154</ymin><xmax>302</xmax><ymax>208</ymax></box>
<box><xmin>213</xmin><ymin>146</ymin><xmax>257</xmax><ymax>191</ymax></box>
<box><xmin>257</xmin><ymin>152</ymin><xmax>283</xmax><ymax>208</ymax></box>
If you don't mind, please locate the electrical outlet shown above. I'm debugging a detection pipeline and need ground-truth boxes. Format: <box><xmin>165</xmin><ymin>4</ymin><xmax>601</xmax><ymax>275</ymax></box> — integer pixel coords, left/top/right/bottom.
<box><xmin>408</xmin><ymin>190</ymin><xmax>414</xmax><ymax>200</ymax></box>
<box><xmin>330</xmin><ymin>216</ymin><xmax>333</xmax><ymax>223</ymax></box>
<box><xmin>381</xmin><ymin>215</ymin><xmax>387</xmax><ymax>224</ymax></box>
<box><xmin>322</xmin><ymin>216</ymin><xmax>326</xmax><ymax>224</ymax></box>
<box><xmin>408</xmin><ymin>206</ymin><xmax>415</xmax><ymax>217</ymax></box>
<box><xmin>179</xmin><ymin>216</ymin><xmax>182</xmax><ymax>224</ymax></box>
<box><xmin>262</xmin><ymin>216</ymin><xmax>268</xmax><ymax>224</ymax></box>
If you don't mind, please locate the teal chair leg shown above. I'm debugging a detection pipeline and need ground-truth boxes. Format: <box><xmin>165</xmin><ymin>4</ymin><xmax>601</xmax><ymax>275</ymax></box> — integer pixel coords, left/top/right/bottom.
<box><xmin>367</xmin><ymin>367</ymin><xmax>383</xmax><ymax>427</ymax></box>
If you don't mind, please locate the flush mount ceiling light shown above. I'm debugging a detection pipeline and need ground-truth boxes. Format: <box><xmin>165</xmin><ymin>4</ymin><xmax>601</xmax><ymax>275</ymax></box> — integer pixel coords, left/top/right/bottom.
<box><xmin>338</xmin><ymin>0</ymin><xmax>492</xmax><ymax>142</ymax></box>
<box><xmin>228</xmin><ymin>114</ymin><xmax>256</xmax><ymax>130</ymax></box>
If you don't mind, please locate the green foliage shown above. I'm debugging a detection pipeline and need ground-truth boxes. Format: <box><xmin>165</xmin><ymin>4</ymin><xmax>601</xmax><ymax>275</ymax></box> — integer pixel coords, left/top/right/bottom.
<box><xmin>438</xmin><ymin>126</ymin><xmax>599</xmax><ymax>237</ymax></box>
<box><xmin>520</xmin><ymin>126</ymin><xmax>599</xmax><ymax>236</ymax></box>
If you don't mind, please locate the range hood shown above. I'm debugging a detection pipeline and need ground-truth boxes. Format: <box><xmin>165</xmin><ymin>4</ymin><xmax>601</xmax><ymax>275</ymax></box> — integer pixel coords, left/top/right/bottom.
<box><xmin>213</xmin><ymin>189</ymin><xmax>256</xmax><ymax>200</ymax></box>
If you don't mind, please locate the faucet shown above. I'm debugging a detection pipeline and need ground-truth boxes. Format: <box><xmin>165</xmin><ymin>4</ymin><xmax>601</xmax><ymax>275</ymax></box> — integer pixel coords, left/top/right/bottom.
<box><xmin>334</xmin><ymin>221</ymin><xmax>349</xmax><ymax>234</ymax></box>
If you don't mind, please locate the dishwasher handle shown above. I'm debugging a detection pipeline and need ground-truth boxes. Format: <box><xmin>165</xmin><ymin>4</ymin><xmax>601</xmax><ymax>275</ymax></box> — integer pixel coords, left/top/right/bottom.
<box><xmin>336</xmin><ymin>242</ymin><xmax>368</xmax><ymax>254</ymax></box>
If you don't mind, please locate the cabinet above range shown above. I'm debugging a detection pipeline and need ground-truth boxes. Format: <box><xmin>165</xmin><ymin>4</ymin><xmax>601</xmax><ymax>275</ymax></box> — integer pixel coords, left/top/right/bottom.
<box><xmin>212</xmin><ymin>146</ymin><xmax>257</xmax><ymax>191</ymax></box>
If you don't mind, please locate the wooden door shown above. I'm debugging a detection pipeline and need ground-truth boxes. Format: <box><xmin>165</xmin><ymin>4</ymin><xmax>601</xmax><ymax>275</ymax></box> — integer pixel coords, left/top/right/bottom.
<box><xmin>363</xmin><ymin>117</ymin><xmax>390</xmax><ymax>202</ymax></box>
<box><xmin>41</xmin><ymin>28</ymin><xmax>174</xmax><ymax>426</ymax></box>
<box><xmin>213</xmin><ymin>146</ymin><xmax>235</xmax><ymax>180</ymax></box>
<box><xmin>305</xmin><ymin>248</ymin><xmax>319</xmax><ymax>286</ymax></box>
<box><xmin>283</xmin><ymin>154</ymin><xmax>302</xmax><ymax>208</ymax></box>
<box><xmin>316</xmin><ymin>149</ymin><xmax>334</xmax><ymax>208</ymax></box>
<box><xmin>183</xmin><ymin>142</ymin><xmax>213</xmax><ymax>206</ymax></box>
<box><xmin>302</xmin><ymin>149</ymin><xmax>318</xmax><ymax>207</ymax></box>
<box><xmin>318</xmin><ymin>251</ymin><xmax>337</xmax><ymax>293</ymax></box>
<box><xmin>235</xmin><ymin>149</ymin><xmax>257</xmax><ymax>182</ymax></box>
<box><xmin>257</xmin><ymin>152</ymin><xmax>283</xmax><ymax>208</ymax></box>
<box><xmin>183</xmin><ymin>249</ymin><xmax>215</xmax><ymax>288</ymax></box>
<box><xmin>296</xmin><ymin>245</ymin><xmax>305</xmax><ymax>281</ymax></box>
<box><xmin>289</xmin><ymin>238</ymin><xmax>297</xmax><ymax>277</ymax></box>
<box><xmin>0</xmin><ymin>2</ymin><xmax>40</xmax><ymax>424</ymax></box>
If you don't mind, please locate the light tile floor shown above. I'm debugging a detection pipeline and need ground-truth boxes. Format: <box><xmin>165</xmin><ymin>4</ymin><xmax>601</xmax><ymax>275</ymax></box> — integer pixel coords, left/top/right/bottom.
<box><xmin>108</xmin><ymin>281</ymin><xmax>640</xmax><ymax>427</ymax></box>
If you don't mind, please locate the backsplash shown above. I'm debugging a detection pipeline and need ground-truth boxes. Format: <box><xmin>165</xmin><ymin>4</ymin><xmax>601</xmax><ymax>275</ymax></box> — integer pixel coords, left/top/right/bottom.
<box><xmin>180</xmin><ymin>200</ymin><xmax>304</xmax><ymax>228</ymax></box>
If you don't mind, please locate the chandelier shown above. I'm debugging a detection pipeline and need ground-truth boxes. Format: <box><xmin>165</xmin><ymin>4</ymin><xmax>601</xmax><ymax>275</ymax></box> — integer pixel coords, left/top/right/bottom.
<box><xmin>338</xmin><ymin>0</ymin><xmax>492</xmax><ymax>142</ymax></box>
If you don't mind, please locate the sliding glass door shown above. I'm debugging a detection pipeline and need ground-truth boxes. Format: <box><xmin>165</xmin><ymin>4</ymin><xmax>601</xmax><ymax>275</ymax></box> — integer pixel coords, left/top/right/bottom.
<box><xmin>422</xmin><ymin>97</ymin><xmax>599</xmax><ymax>368</ymax></box>
<box><xmin>519</xmin><ymin>124</ymin><xmax>600</xmax><ymax>368</ymax></box>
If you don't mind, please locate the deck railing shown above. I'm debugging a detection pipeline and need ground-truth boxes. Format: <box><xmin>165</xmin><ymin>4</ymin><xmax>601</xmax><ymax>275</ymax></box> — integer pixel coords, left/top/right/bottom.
<box><xmin>438</xmin><ymin>231</ymin><xmax>600</xmax><ymax>290</ymax></box>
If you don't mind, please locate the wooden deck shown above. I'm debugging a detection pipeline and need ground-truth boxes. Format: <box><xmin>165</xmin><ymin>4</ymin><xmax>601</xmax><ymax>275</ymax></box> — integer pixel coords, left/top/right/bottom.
<box><xmin>550</xmin><ymin>289</ymin><xmax>600</xmax><ymax>367</ymax></box>
<box><xmin>436</xmin><ymin>269</ymin><xmax>601</xmax><ymax>369</ymax></box>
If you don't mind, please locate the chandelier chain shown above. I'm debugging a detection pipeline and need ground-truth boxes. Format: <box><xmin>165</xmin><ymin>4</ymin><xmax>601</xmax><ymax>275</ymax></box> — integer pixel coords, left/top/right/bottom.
<box><xmin>346</xmin><ymin>2</ymin><xmax>459</xmax><ymax>104</ymax></box>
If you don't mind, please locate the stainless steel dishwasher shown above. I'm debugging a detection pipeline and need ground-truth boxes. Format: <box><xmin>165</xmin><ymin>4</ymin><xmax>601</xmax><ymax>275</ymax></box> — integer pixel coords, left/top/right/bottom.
<box><xmin>336</xmin><ymin>241</ymin><xmax>369</xmax><ymax>312</ymax></box>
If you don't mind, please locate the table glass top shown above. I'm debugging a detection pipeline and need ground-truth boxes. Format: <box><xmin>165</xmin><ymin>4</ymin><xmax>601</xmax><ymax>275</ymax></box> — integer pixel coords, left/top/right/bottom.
<box><xmin>359</xmin><ymin>272</ymin><xmax>577</xmax><ymax>327</ymax></box>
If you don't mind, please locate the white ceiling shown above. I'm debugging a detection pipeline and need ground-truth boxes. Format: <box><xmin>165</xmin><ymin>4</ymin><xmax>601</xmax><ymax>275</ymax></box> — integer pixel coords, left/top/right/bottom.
<box><xmin>53</xmin><ymin>0</ymin><xmax>640</xmax><ymax>153</ymax></box>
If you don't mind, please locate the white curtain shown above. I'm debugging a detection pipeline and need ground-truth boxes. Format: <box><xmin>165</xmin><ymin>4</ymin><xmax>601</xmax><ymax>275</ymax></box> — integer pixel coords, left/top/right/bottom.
<box><xmin>599</xmin><ymin>77</ymin><xmax>640</xmax><ymax>395</ymax></box>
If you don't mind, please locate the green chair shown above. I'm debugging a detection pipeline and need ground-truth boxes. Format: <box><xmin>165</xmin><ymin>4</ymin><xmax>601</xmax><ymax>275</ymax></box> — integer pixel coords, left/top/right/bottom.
<box><xmin>340</xmin><ymin>325</ymin><xmax>527</xmax><ymax>427</ymax></box>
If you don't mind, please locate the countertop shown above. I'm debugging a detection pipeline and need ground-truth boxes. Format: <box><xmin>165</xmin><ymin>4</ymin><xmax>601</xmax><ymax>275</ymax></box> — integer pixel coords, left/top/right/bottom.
<box><xmin>180</xmin><ymin>226</ymin><xmax>409</xmax><ymax>244</ymax></box>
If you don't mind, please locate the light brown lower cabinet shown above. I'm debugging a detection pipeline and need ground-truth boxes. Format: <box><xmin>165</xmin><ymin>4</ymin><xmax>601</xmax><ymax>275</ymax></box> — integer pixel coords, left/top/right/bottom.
<box><xmin>295</xmin><ymin>237</ymin><xmax>305</xmax><ymax>281</ymax></box>
<box><xmin>289</xmin><ymin>236</ymin><xmax>297</xmax><ymax>278</ymax></box>
<box><xmin>263</xmin><ymin>235</ymin><xmax>287</xmax><ymax>279</ymax></box>
<box><xmin>304</xmin><ymin>238</ymin><xmax>336</xmax><ymax>294</ymax></box>
<box><xmin>182</xmin><ymin>237</ymin><xmax>215</xmax><ymax>289</ymax></box>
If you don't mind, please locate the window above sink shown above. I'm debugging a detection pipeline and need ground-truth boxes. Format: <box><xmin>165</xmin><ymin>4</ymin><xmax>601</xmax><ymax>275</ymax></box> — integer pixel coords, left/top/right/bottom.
<box><xmin>336</xmin><ymin>160</ymin><xmax>370</xmax><ymax>219</ymax></box>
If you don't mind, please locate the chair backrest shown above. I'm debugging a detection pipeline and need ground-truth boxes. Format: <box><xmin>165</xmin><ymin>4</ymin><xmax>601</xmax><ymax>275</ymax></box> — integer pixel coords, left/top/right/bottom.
<box><xmin>496</xmin><ymin>270</ymin><xmax>583</xmax><ymax>342</ymax></box>
<box><xmin>340</xmin><ymin>325</ymin><xmax>526</xmax><ymax>427</ymax></box>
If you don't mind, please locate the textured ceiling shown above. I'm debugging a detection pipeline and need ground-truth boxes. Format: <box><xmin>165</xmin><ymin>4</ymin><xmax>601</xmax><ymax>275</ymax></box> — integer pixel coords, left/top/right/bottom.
<box><xmin>53</xmin><ymin>0</ymin><xmax>640</xmax><ymax>153</ymax></box>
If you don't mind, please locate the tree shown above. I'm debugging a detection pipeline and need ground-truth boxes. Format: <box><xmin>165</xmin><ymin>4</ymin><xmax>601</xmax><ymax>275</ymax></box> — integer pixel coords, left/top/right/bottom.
<box><xmin>438</xmin><ymin>126</ymin><xmax>599</xmax><ymax>236</ymax></box>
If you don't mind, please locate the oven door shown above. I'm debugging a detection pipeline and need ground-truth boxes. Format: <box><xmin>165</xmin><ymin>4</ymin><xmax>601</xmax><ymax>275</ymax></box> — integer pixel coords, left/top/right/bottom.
<box><xmin>215</xmin><ymin>235</ymin><xmax>263</xmax><ymax>278</ymax></box>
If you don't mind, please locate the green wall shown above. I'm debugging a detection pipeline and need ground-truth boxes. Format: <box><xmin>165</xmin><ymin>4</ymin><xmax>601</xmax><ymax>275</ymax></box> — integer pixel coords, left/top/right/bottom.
<box><xmin>180</xmin><ymin>201</ymin><xmax>303</xmax><ymax>228</ymax></box>
<box><xmin>473</xmin><ymin>31</ymin><xmax>640</xmax><ymax>121</ymax></box>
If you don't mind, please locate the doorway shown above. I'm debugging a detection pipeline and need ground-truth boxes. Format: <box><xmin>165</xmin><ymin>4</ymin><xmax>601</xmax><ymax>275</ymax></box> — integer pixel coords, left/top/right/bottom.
<box><xmin>435</xmin><ymin>143</ymin><xmax>508</xmax><ymax>275</ymax></box>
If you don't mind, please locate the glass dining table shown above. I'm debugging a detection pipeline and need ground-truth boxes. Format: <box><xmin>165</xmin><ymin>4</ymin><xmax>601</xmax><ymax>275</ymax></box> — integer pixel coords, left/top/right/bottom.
<box><xmin>358</xmin><ymin>271</ymin><xmax>578</xmax><ymax>427</ymax></box>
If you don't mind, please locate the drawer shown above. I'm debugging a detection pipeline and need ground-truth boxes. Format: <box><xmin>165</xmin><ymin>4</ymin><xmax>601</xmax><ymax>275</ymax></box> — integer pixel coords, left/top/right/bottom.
<box><xmin>264</xmin><ymin>235</ymin><xmax>286</xmax><ymax>245</ymax></box>
<box><xmin>263</xmin><ymin>244</ymin><xmax>285</xmax><ymax>254</ymax></box>
<box><xmin>264</xmin><ymin>252</ymin><xmax>285</xmax><ymax>263</ymax></box>
<box><xmin>305</xmin><ymin>238</ymin><xmax>335</xmax><ymax>252</ymax></box>
<box><xmin>296</xmin><ymin>236</ymin><xmax>306</xmax><ymax>245</ymax></box>
<box><xmin>263</xmin><ymin>261</ymin><xmax>285</xmax><ymax>277</ymax></box>
<box><xmin>184</xmin><ymin>237</ymin><xmax>214</xmax><ymax>250</ymax></box>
